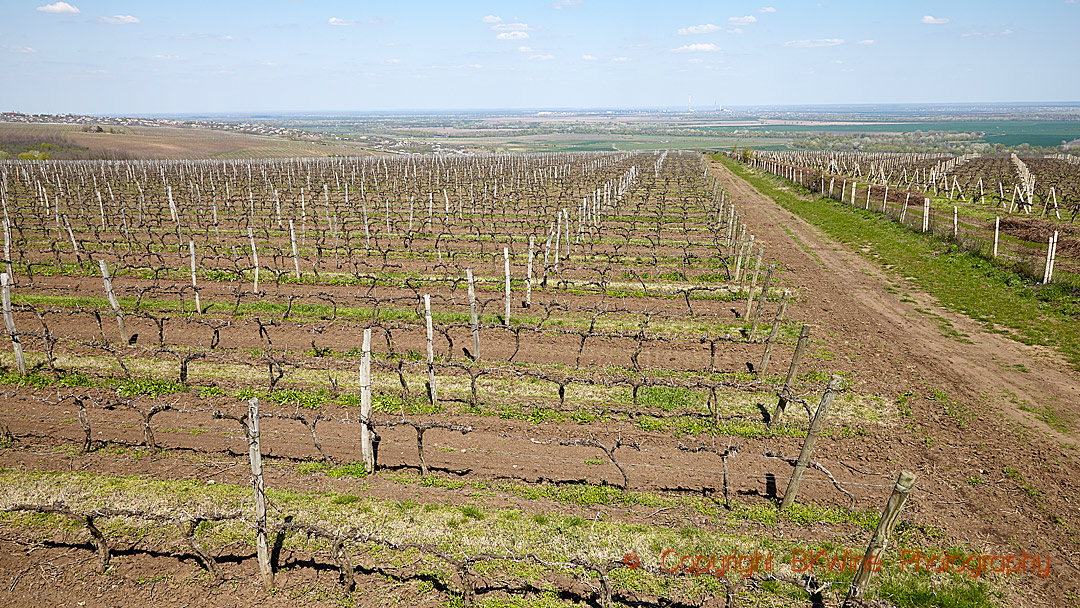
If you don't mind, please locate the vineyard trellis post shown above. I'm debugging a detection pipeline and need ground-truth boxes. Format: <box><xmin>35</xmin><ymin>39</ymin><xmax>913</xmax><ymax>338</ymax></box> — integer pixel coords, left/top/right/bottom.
<box><xmin>993</xmin><ymin>217</ymin><xmax>1000</xmax><ymax>258</ymax></box>
<box><xmin>188</xmin><ymin>240</ymin><xmax>201</xmax><ymax>314</ymax></box>
<box><xmin>844</xmin><ymin>470</ymin><xmax>917</xmax><ymax>605</ymax></box>
<box><xmin>98</xmin><ymin>259</ymin><xmax>127</xmax><ymax>344</ymax></box>
<box><xmin>424</xmin><ymin>294</ymin><xmax>437</xmax><ymax>407</ymax></box>
<box><xmin>248</xmin><ymin>227</ymin><xmax>260</xmax><ymax>294</ymax></box>
<box><xmin>780</xmin><ymin>375</ymin><xmax>842</xmax><ymax>510</ymax></box>
<box><xmin>1</xmin><ymin>273</ymin><xmax>26</xmax><ymax>375</ymax></box>
<box><xmin>503</xmin><ymin>247</ymin><xmax>511</xmax><ymax>326</ymax></box>
<box><xmin>247</xmin><ymin>397</ymin><xmax>274</xmax><ymax>590</ymax></box>
<box><xmin>771</xmin><ymin>324</ymin><xmax>810</xmax><ymax>427</ymax></box>
<box><xmin>466</xmin><ymin>268</ymin><xmax>480</xmax><ymax>360</ymax></box>
<box><xmin>756</xmin><ymin>289</ymin><xmax>790</xmax><ymax>379</ymax></box>
<box><xmin>360</xmin><ymin>328</ymin><xmax>374</xmax><ymax>473</ymax></box>
<box><xmin>525</xmin><ymin>236</ymin><xmax>534</xmax><ymax>307</ymax></box>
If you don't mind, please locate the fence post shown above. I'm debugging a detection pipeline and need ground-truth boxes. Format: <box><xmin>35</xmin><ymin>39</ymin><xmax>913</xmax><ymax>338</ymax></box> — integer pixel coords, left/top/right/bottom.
<box><xmin>466</xmin><ymin>268</ymin><xmax>480</xmax><ymax>360</ymax></box>
<box><xmin>98</xmin><ymin>259</ymin><xmax>127</xmax><ymax>344</ymax></box>
<box><xmin>845</xmin><ymin>471</ymin><xmax>917</xmax><ymax>605</ymax></box>
<box><xmin>247</xmin><ymin>397</ymin><xmax>274</xmax><ymax>590</ymax></box>
<box><xmin>780</xmin><ymin>375</ymin><xmax>842</xmax><ymax>510</ymax></box>
<box><xmin>360</xmin><ymin>328</ymin><xmax>374</xmax><ymax>473</ymax></box>
<box><xmin>922</xmin><ymin>198</ymin><xmax>930</xmax><ymax>233</ymax></box>
<box><xmin>771</xmin><ymin>324</ymin><xmax>810</xmax><ymax>427</ymax></box>
<box><xmin>1</xmin><ymin>273</ymin><xmax>26</xmax><ymax>375</ymax></box>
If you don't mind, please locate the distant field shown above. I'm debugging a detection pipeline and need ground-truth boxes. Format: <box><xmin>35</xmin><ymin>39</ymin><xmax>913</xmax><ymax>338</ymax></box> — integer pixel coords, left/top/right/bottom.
<box><xmin>721</xmin><ymin>120</ymin><xmax>1080</xmax><ymax>147</ymax></box>
<box><xmin>0</xmin><ymin>123</ymin><xmax>374</xmax><ymax>160</ymax></box>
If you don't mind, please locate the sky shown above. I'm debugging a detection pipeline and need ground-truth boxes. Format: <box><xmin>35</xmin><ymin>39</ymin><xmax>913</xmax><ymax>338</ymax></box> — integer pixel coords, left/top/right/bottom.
<box><xmin>1</xmin><ymin>0</ymin><xmax>1078</xmax><ymax>115</ymax></box>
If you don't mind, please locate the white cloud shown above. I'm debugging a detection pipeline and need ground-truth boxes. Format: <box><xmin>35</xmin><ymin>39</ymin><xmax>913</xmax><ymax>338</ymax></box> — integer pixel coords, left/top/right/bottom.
<box><xmin>36</xmin><ymin>2</ymin><xmax>79</xmax><ymax>14</ymax></box>
<box><xmin>687</xmin><ymin>58</ymin><xmax>702</xmax><ymax>63</ymax></box>
<box><xmin>4</xmin><ymin>45</ymin><xmax>38</xmax><ymax>53</ymax></box>
<box><xmin>492</xmin><ymin>23</ymin><xmax>533</xmax><ymax>31</ymax></box>
<box><xmin>784</xmin><ymin>38</ymin><xmax>844</xmax><ymax>47</ymax></box>
<box><xmin>678</xmin><ymin>24</ymin><xmax>720</xmax><ymax>35</ymax></box>
<box><xmin>367</xmin><ymin>17</ymin><xmax>389</xmax><ymax>25</ymax></box>
<box><xmin>481</xmin><ymin>15</ymin><xmax>502</xmax><ymax>23</ymax></box>
<box><xmin>672</xmin><ymin>43</ymin><xmax>721</xmax><ymax>52</ymax></box>
<box><xmin>729</xmin><ymin>15</ymin><xmax>757</xmax><ymax>25</ymax></box>
<box><xmin>758</xmin><ymin>6</ymin><xmax>776</xmax><ymax>13</ymax></box>
<box><xmin>518</xmin><ymin>46</ymin><xmax>533</xmax><ymax>52</ymax></box>
<box><xmin>99</xmin><ymin>15</ymin><xmax>139</xmax><ymax>25</ymax></box>
<box><xmin>921</xmin><ymin>15</ymin><xmax>949</xmax><ymax>24</ymax></box>
<box><xmin>469</xmin><ymin>64</ymin><xmax>483</xmax><ymax>69</ymax></box>
<box><xmin>729</xmin><ymin>28</ymin><xmax>744</xmax><ymax>34</ymax></box>
<box><xmin>551</xmin><ymin>0</ymin><xmax>581</xmax><ymax>8</ymax></box>
<box><xmin>857</xmin><ymin>39</ymin><xmax>875</xmax><ymax>44</ymax></box>
<box><xmin>581</xmin><ymin>54</ymin><xmax>597</xmax><ymax>60</ymax></box>
<box><xmin>328</xmin><ymin>17</ymin><xmax>355</xmax><ymax>26</ymax></box>
<box><xmin>611</xmin><ymin>56</ymin><xmax>629</xmax><ymax>62</ymax></box>
<box><xmin>386</xmin><ymin>58</ymin><xmax>400</xmax><ymax>63</ymax></box>
<box><xmin>529</xmin><ymin>54</ymin><xmax>555</xmax><ymax>60</ymax></box>
<box><xmin>154</xmin><ymin>54</ymin><xmax>180</xmax><ymax>60</ymax></box>
<box><xmin>496</xmin><ymin>31</ymin><xmax>529</xmax><ymax>40</ymax></box>
<box><xmin>1001</xmin><ymin>29</ymin><xmax>1013</xmax><ymax>35</ymax></box>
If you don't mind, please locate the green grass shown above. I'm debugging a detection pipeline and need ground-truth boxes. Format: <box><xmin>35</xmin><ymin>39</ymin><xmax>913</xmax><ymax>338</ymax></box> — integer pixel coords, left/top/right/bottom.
<box><xmin>716</xmin><ymin>155</ymin><xmax>1080</xmax><ymax>373</ymax></box>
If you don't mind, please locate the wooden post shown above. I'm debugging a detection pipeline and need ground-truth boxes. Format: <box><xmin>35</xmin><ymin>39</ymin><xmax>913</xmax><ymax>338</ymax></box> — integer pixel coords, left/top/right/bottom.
<box><xmin>98</xmin><ymin>260</ymin><xmax>127</xmax><ymax>343</ymax></box>
<box><xmin>743</xmin><ymin>248</ymin><xmax>763</xmax><ymax>318</ymax></box>
<box><xmin>525</xmin><ymin>236</ymin><xmax>534</xmax><ymax>308</ymax></box>
<box><xmin>780</xmin><ymin>375</ymin><xmax>842</xmax><ymax>510</ymax></box>
<box><xmin>424</xmin><ymin>294</ymin><xmax>437</xmax><ymax>407</ymax></box>
<box><xmin>289</xmin><ymin>219</ymin><xmax>300</xmax><ymax>281</ymax></box>
<box><xmin>360</xmin><ymin>328</ymin><xmax>374</xmax><ymax>473</ymax></box>
<box><xmin>845</xmin><ymin>471</ymin><xmax>917</xmax><ymax>605</ymax></box>
<box><xmin>1</xmin><ymin>273</ymin><xmax>26</xmax><ymax>375</ymax></box>
<box><xmin>247</xmin><ymin>397</ymin><xmax>274</xmax><ymax>590</ymax></box>
<box><xmin>993</xmin><ymin>217</ymin><xmax>1000</xmax><ymax>258</ymax></box>
<box><xmin>2</xmin><ymin>220</ymin><xmax>11</xmax><ymax>281</ymax></box>
<box><xmin>749</xmin><ymin>265</ymin><xmax>773</xmax><ymax>339</ymax></box>
<box><xmin>503</xmin><ymin>246</ymin><xmax>511</xmax><ymax>326</ymax></box>
<box><xmin>466</xmin><ymin>268</ymin><xmax>480</xmax><ymax>360</ymax></box>
<box><xmin>1043</xmin><ymin>234</ymin><xmax>1053</xmax><ymax>284</ymax></box>
<box><xmin>771</xmin><ymin>324</ymin><xmax>810</xmax><ymax>427</ymax></box>
<box><xmin>922</xmin><ymin>198</ymin><xmax>930</xmax><ymax>233</ymax></box>
<box><xmin>63</xmin><ymin>215</ymin><xmax>80</xmax><ymax>263</ymax></box>
<box><xmin>756</xmin><ymin>290</ymin><xmax>790</xmax><ymax>379</ymax></box>
<box><xmin>953</xmin><ymin>206</ymin><xmax>958</xmax><ymax>238</ymax></box>
<box><xmin>188</xmin><ymin>240</ymin><xmax>201</xmax><ymax>314</ymax></box>
<box><xmin>1048</xmin><ymin>231</ymin><xmax>1058</xmax><ymax>283</ymax></box>
<box><xmin>248</xmin><ymin>228</ymin><xmax>259</xmax><ymax>294</ymax></box>
<box><xmin>553</xmin><ymin>213</ymin><xmax>561</xmax><ymax>273</ymax></box>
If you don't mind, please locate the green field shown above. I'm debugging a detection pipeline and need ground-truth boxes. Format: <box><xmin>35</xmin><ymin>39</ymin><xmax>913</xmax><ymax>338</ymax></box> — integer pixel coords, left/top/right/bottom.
<box><xmin>722</xmin><ymin>120</ymin><xmax>1080</xmax><ymax>147</ymax></box>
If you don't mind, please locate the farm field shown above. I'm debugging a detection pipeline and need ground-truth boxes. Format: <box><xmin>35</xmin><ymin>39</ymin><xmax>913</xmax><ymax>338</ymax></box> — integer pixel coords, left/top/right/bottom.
<box><xmin>0</xmin><ymin>149</ymin><xmax>1076</xmax><ymax>608</ymax></box>
<box><xmin>0</xmin><ymin>123</ymin><xmax>375</xmax><ymax>160</ymax></box>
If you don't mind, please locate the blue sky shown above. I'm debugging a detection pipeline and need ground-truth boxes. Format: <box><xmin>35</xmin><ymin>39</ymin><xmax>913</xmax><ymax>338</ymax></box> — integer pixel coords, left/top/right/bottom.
<box><xmin>1</xmin><ymin>1</ymin><xmax>1077</xmax><ymax>114</ymax></box>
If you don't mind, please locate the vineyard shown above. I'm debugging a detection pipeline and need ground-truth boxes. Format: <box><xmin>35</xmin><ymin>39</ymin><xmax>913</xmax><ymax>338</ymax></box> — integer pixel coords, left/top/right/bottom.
<box><xmin>737</xmin><ymin>150</ymin><xmax>1080</xmax><ymax>283</ymax></box>
<box><xmin>0</xmin><ymin>149</ymin><xmax>1073</xmax><ymax>607</ymax></box>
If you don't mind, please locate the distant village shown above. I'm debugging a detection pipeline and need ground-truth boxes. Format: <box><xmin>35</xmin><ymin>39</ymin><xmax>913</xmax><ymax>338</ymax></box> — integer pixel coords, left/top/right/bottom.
<box><xmin>0</xmin><ymin>111</ymin><xmax>327</xmax><ymax>141</ymax></box>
